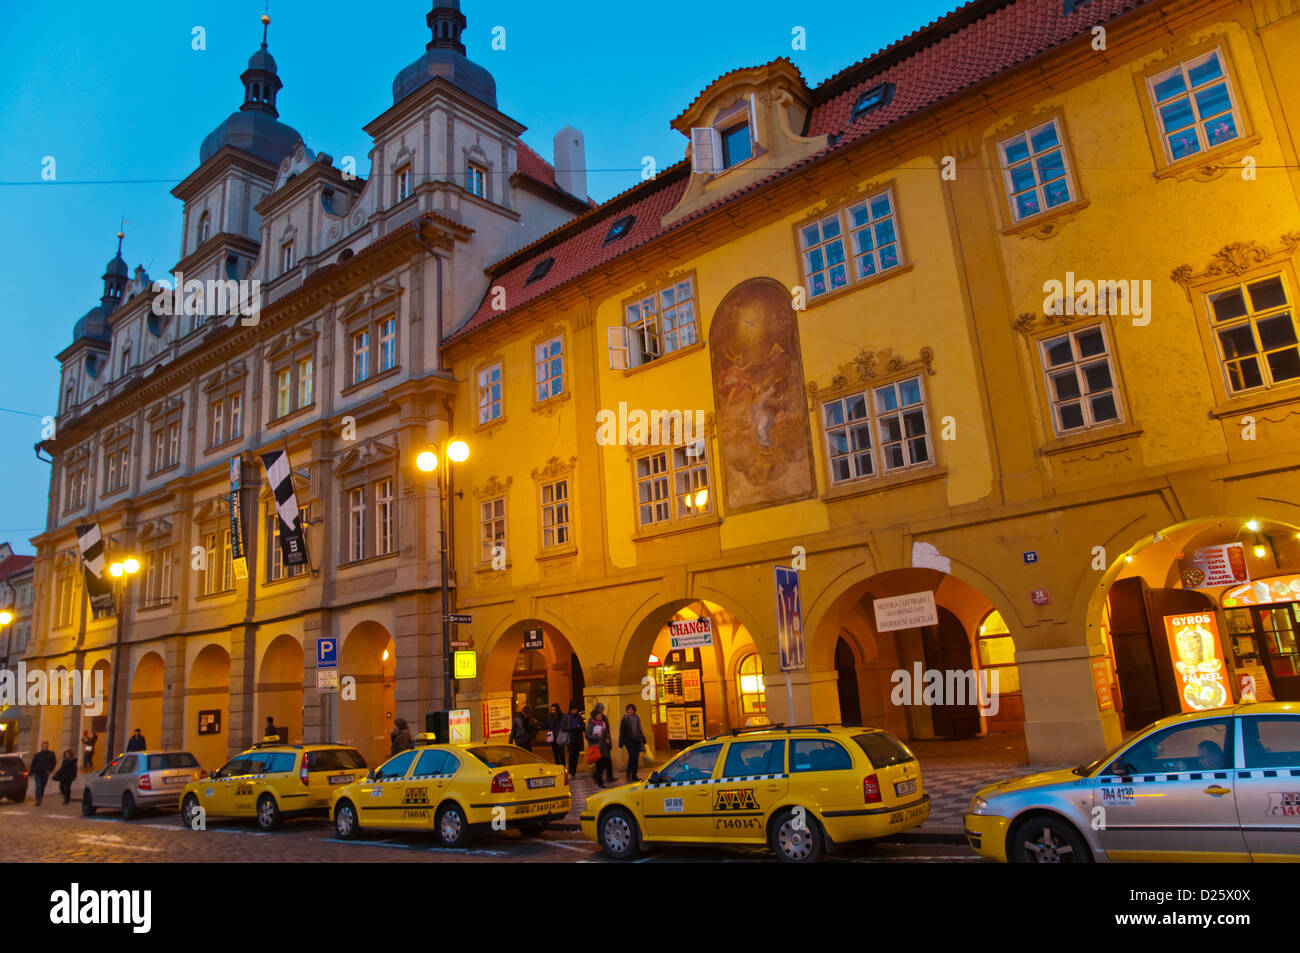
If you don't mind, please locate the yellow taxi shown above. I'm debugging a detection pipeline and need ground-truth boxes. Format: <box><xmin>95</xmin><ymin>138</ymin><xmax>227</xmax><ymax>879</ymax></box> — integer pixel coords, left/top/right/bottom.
<box><xmin>330</xmin><ymin>736</ymin><xmax>570</xmax><ymax>847</ymax></box>
<box><xmin>178</xmin><ymin>739</ymin><xmax>367</xmax><ymax>831</ymax></box>
<box><xmin>580</xmin><ymin>725</ymin><xmax>929</xmax><ymax>862</ymax></box>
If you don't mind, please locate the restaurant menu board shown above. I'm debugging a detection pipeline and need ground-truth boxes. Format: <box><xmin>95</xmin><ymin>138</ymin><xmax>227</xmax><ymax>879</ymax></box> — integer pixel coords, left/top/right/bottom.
<box><xmin>1180</xmin><ymin>543</ymin><xmax>1249</xmax><ymax>589</ymax></box>
<box><xmin>1090</xmin><ymin>657</ymin><xmax>1114</xmax><ymax>712</ymax></box>
<box><xmin>482</xmin><ymin>696</ymin><xmax>512</xmax><ymax>739</ymax></box>
<box><xmin>1223</xmin><ymin>574</ymin><xmax>1300</xmax><ymax>607</ymax></box>
<box><xmin>1163</xmin><ymin>612</ymin><xmax>1230</xmax><ymax>712</ymax></box>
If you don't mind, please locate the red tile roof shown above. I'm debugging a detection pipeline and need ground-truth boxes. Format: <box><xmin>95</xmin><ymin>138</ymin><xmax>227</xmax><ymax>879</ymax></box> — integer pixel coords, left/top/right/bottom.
<box><xmin>0</xmin><ymin>554</ymin><xmax>35</xmax><ymax>581</ymax></box>
<box><xmin>452</xmin><ymin>0</ymin><xmax>1151</xmax><ymax>342</ymax></box>
<box><xmin>515</xmin><ymin>140</ymin><xmax>559</xmax><ymax>191</ymax></box>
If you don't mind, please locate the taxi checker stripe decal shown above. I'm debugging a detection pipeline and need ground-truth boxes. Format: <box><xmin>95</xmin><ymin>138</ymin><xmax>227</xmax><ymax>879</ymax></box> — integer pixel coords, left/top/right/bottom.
<box><xmin>646</xmin><ymin>774</ymin><xmax>790</xmax><ymax>788</ymax></box>
<box><xmin>717</xmin><ymin>774</ymin><xmax>788</xmax><ymax>782</ymax></box>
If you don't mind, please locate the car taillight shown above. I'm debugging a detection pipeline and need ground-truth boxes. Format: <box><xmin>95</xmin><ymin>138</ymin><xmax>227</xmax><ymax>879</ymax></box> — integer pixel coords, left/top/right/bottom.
<box><xmin>300</xmin><ymin>760</ymin><xmax>310</xmax><ymax>786</ymax></box>
<box><xmin>138</xmin><ymin>774</ymin><xmax>152</xmax><ymax>791</ymax></box>
<box><xmin>863</xmin><ymin>774</ymin><xmax>881</xmax><ymax>804</ymax></box>
<box><xmin>563</xmin><ymin>769</ymin><xmax>570</xmax><ymax>787</ymax></box>
<box><xmin>22</xmin><ymin>770</ymin><xmax>29</xmax><ymax>780</ymax></box>
<box><xmin>491</xmin><ymin>770</ymin><xmax>514</xmax><ymax>793</ymax></box>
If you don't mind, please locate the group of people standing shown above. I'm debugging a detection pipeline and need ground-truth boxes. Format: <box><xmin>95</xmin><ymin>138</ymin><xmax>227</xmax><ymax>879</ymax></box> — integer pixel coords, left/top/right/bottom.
<box><xmin>510</xmin><ymin>700</ymin><xmax>648</xmax><ymax>788</ymax></box>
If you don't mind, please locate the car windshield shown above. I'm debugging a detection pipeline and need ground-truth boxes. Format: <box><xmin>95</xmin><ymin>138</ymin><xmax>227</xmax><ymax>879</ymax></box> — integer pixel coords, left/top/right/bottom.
<box><xmin>1077</xmin><ymin>733</ymin><xmax>1147</xmax><ymax>776</ymax></box>
<box><xmin>467</xmin><ymin>745</ymin><xmax>546</xmax><ymax>768</ymax></box>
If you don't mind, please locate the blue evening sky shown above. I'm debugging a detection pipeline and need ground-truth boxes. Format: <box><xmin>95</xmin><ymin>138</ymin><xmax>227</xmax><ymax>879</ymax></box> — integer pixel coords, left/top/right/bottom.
<box><xmin>0</xmin><ymin>0</ymin><xmax>959</xmax><ymax>553</ymax></box>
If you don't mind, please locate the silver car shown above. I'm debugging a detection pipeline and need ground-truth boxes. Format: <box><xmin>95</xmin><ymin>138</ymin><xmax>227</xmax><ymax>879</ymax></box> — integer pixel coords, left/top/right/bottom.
<box><xmin>965</xmin><ymin>702</ymin><xmax>1300</xmax><ymax>862</ymax></box>
<box><xmin>82</xmin><ymin>750</ymin><xmax>202</xmax><ymax>819</ymax></box>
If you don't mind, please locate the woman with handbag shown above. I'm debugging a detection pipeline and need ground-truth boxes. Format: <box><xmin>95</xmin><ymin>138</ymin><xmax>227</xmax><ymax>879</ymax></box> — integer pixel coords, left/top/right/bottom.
<box><xmin>564</xmin><ymin>702</ymin><xmax>585</xmax><ymax>776</ymax></box>
<box><xmin>546</xmin><ymin>703</ymin><xmax>566</xmax><ymax>765</ymax></box>
<box><xmin>586</xmin><ymin>702</ymin><xmax>613</xmax><ymax>788</ymax></box>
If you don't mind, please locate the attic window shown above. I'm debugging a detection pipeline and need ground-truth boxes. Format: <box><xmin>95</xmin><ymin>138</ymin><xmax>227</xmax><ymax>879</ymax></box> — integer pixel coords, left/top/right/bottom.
<box><xmin>604</xmin><ymin>215</ymin><xmax>635</xmax><ymax>245</ymax></box>
<box><xmin>526</xmin><ymin>257</ymin><xmax>555</xmax><ymax>285</ymax></box>
<box><xmin>691</xmin><ymin>96</ymin><xmax>757</xmax><ymax>174</ymax></box>
<box><xmin>1063</xmin><ymin>0</ymin><xmax>1094</xmax><ymax>12</ymax></box>
<box><xmin>321</xmin><ymin>188</ymin><xmax>336</xmax><ymax>214</ymax></box>
<box><xmin>851</xmin><ymin>83</ymin><xmax>895</xmax><ymax>121</ymax></box>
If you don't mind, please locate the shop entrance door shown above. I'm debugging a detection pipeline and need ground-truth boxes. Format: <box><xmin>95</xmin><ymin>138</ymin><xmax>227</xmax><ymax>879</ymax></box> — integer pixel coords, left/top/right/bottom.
<box><xmin>1257</xmin><ymin>605</ymin><xmax>1300</xmax><ymax>700</ymax></box>
<box><xmin>835</xmin><ymin>639</ymin><xmax>862</xmax><ymax>726</ymax></box>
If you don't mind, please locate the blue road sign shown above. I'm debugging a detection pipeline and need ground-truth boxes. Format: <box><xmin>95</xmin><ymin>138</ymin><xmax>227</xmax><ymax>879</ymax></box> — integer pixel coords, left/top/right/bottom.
<box><xmin>317</xmin><ymin>637</ymin><xmax>338</xmax><ymax>668</ymax></box>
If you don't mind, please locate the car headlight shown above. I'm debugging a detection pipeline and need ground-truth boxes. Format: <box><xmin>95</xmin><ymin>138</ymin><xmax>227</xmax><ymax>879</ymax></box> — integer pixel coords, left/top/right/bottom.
<box><xmin>968</xmin><ymin>795</ymin><xmax>989</xmax><ymax>815</ymax></box>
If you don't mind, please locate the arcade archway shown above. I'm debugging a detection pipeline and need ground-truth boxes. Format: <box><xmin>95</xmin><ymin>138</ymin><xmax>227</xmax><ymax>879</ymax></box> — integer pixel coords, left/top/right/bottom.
<box><xmin>257</xmin><ymin>635</ymin><xmax>303</xmax><ymax>743</ymax></box>
<box><xmin>186</xmin><ymin>644</ymin><xmax>230</xmax><ymax>771</ymax></box>
<box><xmin>482</xmin><ymin>620</ymin><xmax>584</xmax><ymax>751</ymax></box>
<box><xmin>126</xmin><ymin>652</ymin><xmax>164</xmax><ymax>760</ymax></box>
<box><xmin>338</xmin><ymin>621</ymin><xmax>395</xmax><ymax>768</ymax></box>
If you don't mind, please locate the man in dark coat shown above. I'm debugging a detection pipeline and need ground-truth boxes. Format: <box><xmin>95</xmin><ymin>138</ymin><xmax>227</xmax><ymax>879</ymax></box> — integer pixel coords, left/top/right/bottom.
<box><xmin>30</xmin><ymin>742</ymin><xmax>57</xmax><ymax>806</ymax></box>
<box><xmin>53</xmin><ymin>749</ymin><xmax>78</xmax><ymax>804</ymax></box>
<box><xmin>618</xmin><ymin>704</ymin><xmax>647</xmax><ymax>782</ymax></box>
<box><xmin>125</xmin><ymin>729</ymin><xmax>147</xmax><ymax>752</ymax></box>
<box><xmin>389</xmin><ymin>718</ymin><xmax>412</xmax><ymax>756</ymax></box>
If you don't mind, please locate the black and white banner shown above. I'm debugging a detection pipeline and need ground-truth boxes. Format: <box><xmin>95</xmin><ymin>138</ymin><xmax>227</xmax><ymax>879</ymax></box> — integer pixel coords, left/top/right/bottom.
<box><xmin>75</xmin><ymin>522</ymin><xmax>115</xmax><ymax>616</ymax></box>
<box><xmin>260</xmin><ymin>449</ymin><xmax>307</xmax><ymax>567</ymax></box>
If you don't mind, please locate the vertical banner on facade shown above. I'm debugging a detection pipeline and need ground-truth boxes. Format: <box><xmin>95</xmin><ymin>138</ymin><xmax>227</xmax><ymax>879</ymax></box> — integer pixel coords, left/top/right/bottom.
<box><xmin>1163</xmin><ymin>612</ymin><xmax>1229</xmax><ymax>711</ymax></box>
<box><xmin>229</xmin><ymin>457</ymin><xmax>248</xmax><ymax>581</ymax></box>
<box><xmin>774</xmin><ymin>565</ymin><xmax>805</xmax><ymax>671</ymax></box>
<box><xmin>260</xmin><ymin>449</ymin><xmax>307</xmax><ymax>567</ymax></box>
<box><xmin>75</xmin><ymin>523</ymin><xmax>115</xmax><ymax>617</ymax></box>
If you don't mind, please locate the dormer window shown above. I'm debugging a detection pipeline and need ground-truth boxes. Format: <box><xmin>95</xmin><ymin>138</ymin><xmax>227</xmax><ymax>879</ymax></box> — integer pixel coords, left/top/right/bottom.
<box><xmin>851</xmin><ymin>83</ymin><xmax>895</xmax><ymax>121</ymax></box>
<box><xmin>691</xmin><ymin>97</ymin><xmax>756</xmax><ymax>174</ymax></box>
<box><xmin>526</xmin><ymin>257</ymin><xmax>555</xmax><ymax>285</ymax></box>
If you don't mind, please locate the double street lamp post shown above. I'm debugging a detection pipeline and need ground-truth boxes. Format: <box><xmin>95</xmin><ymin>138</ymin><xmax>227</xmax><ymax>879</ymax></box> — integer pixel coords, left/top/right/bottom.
<box><xmin>104</xmin><ymin>556</ymin><xmax>140</xmax><ymax>759</ymax></box>
<box><xmin>416</xmin><ymin>439</ymin><xmax>469</xmax><ymax>711</ymax></box>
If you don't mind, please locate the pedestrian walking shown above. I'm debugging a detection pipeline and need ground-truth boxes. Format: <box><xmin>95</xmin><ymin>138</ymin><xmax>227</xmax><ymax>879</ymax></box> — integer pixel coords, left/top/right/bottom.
<box><xmin>81</xmin><ymin>730</ymin><xmax>98</xmax><ymax>770</ymax></box>
<box><xmin>125</xmin><ymin>729</ymin><xmax>147</xmax><ymax>752</ymax></box>
<box><xmin>389</xmin><ymin>718</ymin><xmax>412</xmax><ymax>756</ymax></box>
<box><xmin>618</xmin><ymin>703</ymin><xmax>647</xmax><ymax>782</ymax></box>
<box><xmin>563</xmin><ymin>702</ymin><xmax>585</xmax><ymax>775</ymax></box>
<box><xmin>510</xmin><ymin>703</ymin><xmax>537</xmax><ymax>751</ymax></box>
<box><xmin>30</xmin><ymin>742</ymin><xmax>56</xmax><ymax>806</ymax></box>
<box><xmin>53</xmin><ymin>749</ymin><xmax>78</xmax><ymax>804</ymax></box>
<box><xmin>545</xmin><ymin>703</ymin><xmax>566</xmax><ymax>765</ymax></box>
<box><xmin>586</xmin><ymin>703</ymin><xmax>613</xmax><ymax>788</ymax></box>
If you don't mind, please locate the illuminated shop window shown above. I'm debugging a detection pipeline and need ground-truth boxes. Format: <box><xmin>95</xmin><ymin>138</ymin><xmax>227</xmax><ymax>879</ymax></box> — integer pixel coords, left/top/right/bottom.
<box><xmin>976</xmin><ymin>611</ymin><xmax>1021</xmax><ymax>694</ymax></box>
<box><xmin>738</xmin><ymin>653</ymin><xmax>767</xmax><ymax>716</ymax></box>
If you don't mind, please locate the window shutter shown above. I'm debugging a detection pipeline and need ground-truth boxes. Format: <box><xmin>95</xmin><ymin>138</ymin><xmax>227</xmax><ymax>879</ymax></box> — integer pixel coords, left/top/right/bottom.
<box><xmin>691</xmin><ymin>127</ymin><xmax>722</xmax><ymax>174</ymax></box>
<box><xmin>642</xmin><ymin>321</ymin><xmax>661</xmax><ymax>357</ymax></box>
<box><xmin>749</xmin><ymin>93</ymin><xmax>759</xmax><ymax>148</ymax></box>
<box><xmin>607</xmin><ymin>326</ymin><xmax>629</xmax><ymax>370</ymax></box>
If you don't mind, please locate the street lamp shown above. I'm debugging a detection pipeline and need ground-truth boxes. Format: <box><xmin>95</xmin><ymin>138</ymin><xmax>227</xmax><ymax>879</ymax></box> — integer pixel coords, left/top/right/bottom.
<box><xmin>105</xmin><ymin>556</ymin><xmax>141</xmax><ymax>759</ymax></box>
<box><xmin>416</xmin><ymin>439</ymin><xmax>469</xmax><ymax>710</ymax></box>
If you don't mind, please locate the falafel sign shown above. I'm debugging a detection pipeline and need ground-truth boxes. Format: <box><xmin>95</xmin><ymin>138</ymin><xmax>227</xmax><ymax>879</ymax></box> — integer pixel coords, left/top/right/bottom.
<box><xmin>1163</xmin><ymin>612</ymin><xmax>1229</xmax><ymax>712</ymax></box>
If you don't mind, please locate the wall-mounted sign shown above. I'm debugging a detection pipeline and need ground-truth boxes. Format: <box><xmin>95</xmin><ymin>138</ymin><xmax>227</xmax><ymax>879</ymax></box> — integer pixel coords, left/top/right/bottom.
<box><xmin>1090</xmin><ymin>657</ymin><xmax>1114</xmax><ymax>712</ymax></box>
<box><xmin>1030</xmin><ymin>589</ymin><xmax>1052</xmax><ymax>607</ymax></box>
<box><xmin>1181</xmin><ymin>542</ymin><xmax>1249</xmax><ymax>589</ymax></box>
<box><xmin>445</xmin><ymin>613</ymin><xmax>473</xmax><ymax>625</ymax></box>
<box><xmin>1222</xmin><ymin>574</ymin><xmax>1300</xmax><ymax>607</ymax></box>
<box><xmin>197</xmin><ymin>710</ymin><xmax>221</xmax><ymax>735</ymax></box>
<box><xmin>774</xmin><ymin>565</ymin><xmax>805</xmax><ymax>671</ymax></box>
<box><xmin>453</xmin><ymin>651</ymin><xmax>477</xmax><ymax>680</ymax></box>
<box><xmin>482</xmin><ymin>696</ymin><xmax>512</xmax><ymax>738</ymax></box>
<box><xmin>316</xmin><ymin>668</ymin><xmax>338</xmax><ymax>693</ymax></box>
<box><xmin>1162</xmin><ymin>612</ymin><xmax>1229</xmax><ymax>712</ymax></box>
<box><xmin>317</xmin><ymin>638</ymin><xmax>338</xmax><ymax>668</ymax></box>
<box><xmin>873</xmin><ymin>591</ymin><xmax>939</xmax><ymax>632</ymax></box>
<box><xmin>669</xmin><ymin>618</ymin><xmax>713</xmax><ymax>649</ymax></box>
<box><xmin>666</xmin><ymin>707</ymin><xmax>687</xmax><ymax>741</ymax></box>
<box><xmin>449</xmin><ymin>709</ymin><xmax>471</xmax><ymax>745</ymax></box>
<box><xmin>1023</xmin><ymin>551</ymin><xmax>1039</xmax><ymax>564</ymax></box>
<box><xmin>685</xmin><ymin>707</ymin><xmax>705</xmax><ymax>740</ymax></box>
<box><xmin>523</xmin><ymin>627</ymin><xmax>544</xmax><ymax>651</ymax></box>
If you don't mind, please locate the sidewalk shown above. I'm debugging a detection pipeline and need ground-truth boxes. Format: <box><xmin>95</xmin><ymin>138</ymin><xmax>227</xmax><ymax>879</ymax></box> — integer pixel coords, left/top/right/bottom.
<box><xmin>555</xmin><ymin>736</ymin><xmax>1071</xmax><ymax>844</ymax></box>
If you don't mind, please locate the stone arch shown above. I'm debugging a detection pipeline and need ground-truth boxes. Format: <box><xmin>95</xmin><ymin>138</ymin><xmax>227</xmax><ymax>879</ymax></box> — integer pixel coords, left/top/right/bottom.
<box><xmin>338</xmin><ymin>621</ymin><xmax>395</xmax><ymax>769</ymax></box>
<box><xmin>185</xmin><ymin>644</ymin><xmax>230</xmax><ymax>771</ymax></box>
<box><xmin>126</xmin><ymin>652</ymin><xmax>164</xmax><ymax>763</ymax></box>
<box><xmin>257</xmin><ymin>634</ymin><xmax>303</xmax><ymax>743</ymax></box>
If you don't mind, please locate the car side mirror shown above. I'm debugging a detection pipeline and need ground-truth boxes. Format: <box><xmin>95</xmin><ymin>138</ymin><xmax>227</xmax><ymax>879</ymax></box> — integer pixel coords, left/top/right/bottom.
<box><xmin>366</xmin><ymin>769</ymin><xmax>377</xmax><ymax>781</ymax></box>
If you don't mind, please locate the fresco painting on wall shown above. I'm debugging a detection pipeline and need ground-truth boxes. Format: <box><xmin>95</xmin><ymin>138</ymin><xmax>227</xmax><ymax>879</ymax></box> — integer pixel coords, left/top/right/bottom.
<box><xmin>709</xmin><ymin>278</ymin><xmax>817</xmax><ymax>513</ymax></box>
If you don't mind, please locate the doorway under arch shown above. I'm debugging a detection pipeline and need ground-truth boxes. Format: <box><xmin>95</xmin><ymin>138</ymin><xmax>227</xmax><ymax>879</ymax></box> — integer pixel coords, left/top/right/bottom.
<box><xmin>338</xmin><ymin>621</ymin><xmax>395</xmax><ymax>769</ymax></box>
<box><xmin>186</xmin><ymin>644</ymin><xmax>230</xmax><ymax>771</ymax></box>
<box><xmin>127</xmin><ymin>652</ymin><xmax>164</xmax><ymax>759</ymax></box>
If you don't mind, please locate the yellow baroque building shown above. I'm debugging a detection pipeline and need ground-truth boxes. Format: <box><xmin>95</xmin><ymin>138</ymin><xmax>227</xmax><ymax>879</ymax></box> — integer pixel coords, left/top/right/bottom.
<box><xmin>442</xmin><ymin>0</ymin><xmax>1300</xmax><ymax>766</ymax></box>
<box><xmin>21</xmin><ymin>0</ymin><xmax>1300</xmax><ymax>772</ymax></box>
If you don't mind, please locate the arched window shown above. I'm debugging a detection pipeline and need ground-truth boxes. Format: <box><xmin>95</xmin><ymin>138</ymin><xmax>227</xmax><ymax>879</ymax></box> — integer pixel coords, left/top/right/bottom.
<box><xmin>976</xmin><ymin>611</ymin><xmax>1021</xmax><ymax>694</ymax></box>
<box><xmin>737</xmin><ymin>653</ymin><xmax>766</xmax><ymax>718</ymax></box>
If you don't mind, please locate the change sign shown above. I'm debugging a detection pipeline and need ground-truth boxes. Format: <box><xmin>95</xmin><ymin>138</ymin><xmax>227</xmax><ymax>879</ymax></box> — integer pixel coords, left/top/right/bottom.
<box><xmin>669</xmin><ymin>618</ymin><xmax>713</xmax><ymax>649</ymax></box>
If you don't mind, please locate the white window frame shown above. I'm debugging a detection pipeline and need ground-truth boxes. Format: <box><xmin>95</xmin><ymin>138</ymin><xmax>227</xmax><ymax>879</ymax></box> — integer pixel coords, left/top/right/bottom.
<box><xmin>297</xmin><ymin>357</ymin><xmax>314</xmax><ymax>408</ymax></box>
<box><xmin>480</xmin><ymin>496</ymin><xmax>506</xmax><ymax>564</ymax></box>
<box><xmin>281</xmin><ymin>241</ymin><xmax>294</xmax><ymax>274</ymax></box>
<box><xmin>873</xmin><ymin>377</ymin><xmax>934</xmax><ymax>474</ymax></box>
<box><xmin>1205</xmin><ymin>273</ymin><xmax>1300</xmax><ymax>396</ymax></box>
<box><xmin>276</xmin><ymin>368</ymin><xmax>291</xmax><ymax>418</ymax></box>
<box><xmin>396</xmin><ymin>164</ymin><xmax>413</xmax><ymax>202</ymax></box>
<box><xmin>376</xmin><ymin>479</ymin><xmax>394</xmax><ymax>556</ymax></box>
<box><xmin>467</xmin><ymin>162</ymin><xmax>486</xmax><ymax>198</ymax></box>
<box><xmin>799</xmin><ymin>188</ymin><xmax>903</xmax><ymax>299</ymax></box>
<box><xmin>352</xmin><ymin>330</ymin><xmax>371</xmax><ymax>385</ymax></box>
<box><xmin>540</xmin><ymin>479</ymin><xmax>570</xmax><ymax>549</ymax></box>
<box><xmin>998</xmin><ymin>118</ymin><xmax>1077</xmax><ymax>223</ymax></box>
<box><xmin>1147</xmin><ymin>47</ymin><xmax>1243</xmax><ymax>164</ymax></box>
<box><xmin>615</xmin><ymin>276</ymin><xmax>698</xmax><ymax>369</ymax></box>
<box><xmin>535</xmin><ymin>336</ymin><xmax>564</xmax><ymax>402</ymax></box>
<box><xmin>478</xmin><ymin>362</ymin><xmax>503</xmax><ymax>424</ymax></box>
<box><xmin>348</xmin><ymin>486</ymin><xmax>366</xmax><ymax>562</ymax></box>
<box><xmin>378</xmin><ymin>317</ymin><xmax>397</xmax><ymax>373</ymax></box>
<box><xmin>1039</xmin><ymin>324</ymin><xmax>1124</xmax><ymax>436</ymax></box>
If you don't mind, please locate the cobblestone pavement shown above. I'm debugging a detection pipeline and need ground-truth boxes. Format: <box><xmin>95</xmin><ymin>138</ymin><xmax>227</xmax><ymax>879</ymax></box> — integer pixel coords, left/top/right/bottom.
<box><xmin>0</xmin><ymin>773</ymin><xmax>985</xmax><ymax>863</ymax></box>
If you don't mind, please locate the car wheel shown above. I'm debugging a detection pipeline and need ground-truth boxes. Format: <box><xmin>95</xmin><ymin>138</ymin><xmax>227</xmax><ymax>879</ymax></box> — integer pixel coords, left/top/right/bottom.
<box><xmin>180</xmin><ymin>794</ymin><xmax>201</xmax><ymax>829</ymax></box>
<box><xmin>1010</xmin><ymin>815</ymin><xmax>1091</xmax><ymax>863</ymax></box>
<box><xmin>82</xmin><ymin>790</ymin><xmax>97</xmax><ymax>817</ymax></box>
<box><xmin>518</xmin><ymin>819</ymin><xmax>548</xmax><ymax>837</ymax></box>
<box><xmin>771</xmin><ymin>807</ymin><xmax>825</xmax><ymax>863</ymax></box>
<box><xmin>436</xmin><ymin>803</ymin><xmax>471</xmax><ymax>849</ymax></box>
<box><xmin>256</xmin><ymin>794</ymin><xmax>283</xmax><ymax>831</ymax></box>
<box><xmin>121</xmin><ymin>791</ymin><xmax>137</xmax><ymax>821</ymax></box>
<box><xmin>334</xmin><ymin>800</ymin><xmax>360</xmax><ymax>841</ymax></box>
<box><xmin>598</xmin><ymin>807</ymin><xmax>641</xmax><ymax>860</ymax></box>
